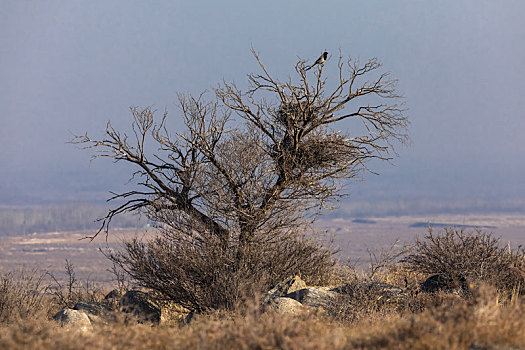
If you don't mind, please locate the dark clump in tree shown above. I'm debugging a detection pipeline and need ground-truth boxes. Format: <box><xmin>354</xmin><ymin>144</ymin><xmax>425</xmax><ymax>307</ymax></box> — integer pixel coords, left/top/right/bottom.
<box><xmin>74</xmin><ymin>50</ymin><xmax>409</xmax><ymax>311</ymax></box>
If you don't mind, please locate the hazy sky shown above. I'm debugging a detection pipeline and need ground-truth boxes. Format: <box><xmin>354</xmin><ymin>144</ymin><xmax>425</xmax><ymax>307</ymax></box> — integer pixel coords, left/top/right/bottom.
<box><xmin>1</xmin><ymin>1</ymin><xmax>524</xmax><ymax>209</ymax></box>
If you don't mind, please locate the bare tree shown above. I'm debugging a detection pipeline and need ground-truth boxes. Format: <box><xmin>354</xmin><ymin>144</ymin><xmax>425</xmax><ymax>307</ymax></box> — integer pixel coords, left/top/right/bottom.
<box><xmin>73</xmin><ymin>50</ymin><xmax>408</xmax><ymax>311</ymax></box>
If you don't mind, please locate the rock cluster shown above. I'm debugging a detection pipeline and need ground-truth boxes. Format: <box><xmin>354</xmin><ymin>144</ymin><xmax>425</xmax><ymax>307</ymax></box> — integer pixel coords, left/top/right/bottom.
<box><xmin>52</xmin><ymin>289</ymin><xmax>191</xmax><ymax>330</ymax></box>
<box><xmin>54</xmin><ymin>274</ymin><xmax>455</xmax><ymax>330</ymax></box>
<box><xmin>264</xmin><ymin>276</ymin><xmax>406</xmax><ymax>315</ymax></box>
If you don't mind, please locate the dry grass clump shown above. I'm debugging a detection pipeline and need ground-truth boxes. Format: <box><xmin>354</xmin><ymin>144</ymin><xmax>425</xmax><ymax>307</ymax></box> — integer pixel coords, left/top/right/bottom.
<box><xmin>47</xmin><ymin>260</ymin><xmax>105</xmax><ymax>310</ymax></box>
<box><xmin>0</xmin><ymin>268</ymin><xmax>51</xmax><ymax>323</ymax></box>
<box><xmin>346</xmin><ymin>284</ymin><xmax>525</xmax><ymax>349</ymax></box>
<box><xmin>403</xmin><ymin>228</ymin><xmax>525</xmax><ymax>294</ymax></box>
<box><xmin>0</xmin><ymin>264</ymin><xmax>108</xmax><ymax>326</ymax></box>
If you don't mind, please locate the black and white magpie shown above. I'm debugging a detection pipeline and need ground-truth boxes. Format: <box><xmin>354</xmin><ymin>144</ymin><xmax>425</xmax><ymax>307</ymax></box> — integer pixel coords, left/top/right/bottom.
<box><xmin>305</xmin><ymin>51</ymin><xmax>328</xmax><ymax>71</ymax></box>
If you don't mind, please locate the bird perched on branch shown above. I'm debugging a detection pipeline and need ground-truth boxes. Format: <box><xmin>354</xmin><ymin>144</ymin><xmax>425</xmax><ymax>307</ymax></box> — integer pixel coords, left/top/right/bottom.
<box><xmin>305</xmin><ymin>51</ymin><xmax>328</xmax><ymax>71</ymax></box>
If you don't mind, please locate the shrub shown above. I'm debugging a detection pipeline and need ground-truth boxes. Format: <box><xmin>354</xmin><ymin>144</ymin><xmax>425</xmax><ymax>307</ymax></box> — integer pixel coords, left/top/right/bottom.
<box><xmin>109</xmin><ymin>228</ymin><xmax>335</xmax><ymax>312</ymax></box>
<box><xmin>48</xmin><ymin>260</ymin><xmax>105</xmax><ymax>309</ymax></box>
<box><xmin>0</xmin><ymin>268</ymin><xmax>50</xmax><ymax>323</ymax></box>
<box><xmin>402</xmin><ymin>228</ymin><xmax>525</xmax><ymax>294</ymax></box>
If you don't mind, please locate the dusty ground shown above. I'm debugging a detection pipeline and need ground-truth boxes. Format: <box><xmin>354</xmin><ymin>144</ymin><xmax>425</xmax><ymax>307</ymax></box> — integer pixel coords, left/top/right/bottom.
<box><xmin>1</xmin><ymin>213</ymin><xmax>524</xmax><ymax>285</ymax></box>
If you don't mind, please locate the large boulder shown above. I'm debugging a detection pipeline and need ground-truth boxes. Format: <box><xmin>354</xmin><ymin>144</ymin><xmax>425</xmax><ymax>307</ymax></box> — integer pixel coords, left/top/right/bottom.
<box><xmin>74</xmin><ymin>301</ymin><xmax>112</xmax><ymax>316</ymax></box>
<box><xmin>264</xmin><ymin>275</ymin><xmax>307</xmax><ymax>304</ymax></box>
<box><xmin>73</xmin><ymin>301</ymin><xmax>113</xmax><ymax>324</ymax></box>
<box><xmin>119</xmin><ymin>290</ymin><xmax>192</xmax><ymax>324</ymax></box>
<box><xmin>286</xmin><ymin>287</ymin><xmax>338</xmax><ymax>309</ymax></box>
<box><xmin>268</xmin><ymin>297</ymin><xmax>305</xmax><ymax>316</ymax></box>
<box><xmin>103</xmin><ymin>289</ymin><xmax>124</xmax><ymax>311</ymax></box>
<box><xmin>53</xmin><ymin>309</ymin><xmax>92</xmax><ymax>332</ymax></box>
<box><xmin>105</xmin><ymin>289</ymin><xmax>124</xmax><ymax>300</ymax></box>
<box><xmin>120</xmin><ymin>290</ymin><xmax>161</xmax><ymax>324</ymax></box>
<box><xmin>156</xmin><ymin>298</ymin><xmax>192</xmax><ymax>324</ymax></box>
<box><xmin>268</xmin><ymin>297</ymin><xmax>305</xmax><ymax>315</ymax></box>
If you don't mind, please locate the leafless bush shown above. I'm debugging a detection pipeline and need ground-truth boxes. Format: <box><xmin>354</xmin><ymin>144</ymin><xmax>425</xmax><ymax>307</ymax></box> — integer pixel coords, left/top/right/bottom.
<box><xmin>402</xmin><ymin>228</ymin><xmax>525</xmax><ymax>294</ymax></box>
<box><xmin>48</xmin><ymin>260</ymin><xmax>104</xmax><ymax>309</ymax></box>
<box><xmin>108</xmin><ymin>262</ymin><xmax>132</xmax><ymax>294</ymax></box>
<box><xmin>366</xmin><ymin>238</ymin><xmax>407</xmax><ymax>280</ymax></box>
<box><xmin>0</xmin><ymin>268</ymin><xmax>50</xmax><ymax>323</ymax></box>
<box><xmin>108</xmin><ymin>228</ymin><xmax>334</xmax><ymax>312</ymax></box>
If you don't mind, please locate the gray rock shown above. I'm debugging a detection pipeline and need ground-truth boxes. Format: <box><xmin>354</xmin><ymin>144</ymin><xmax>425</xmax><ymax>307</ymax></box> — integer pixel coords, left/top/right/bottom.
<box><xmin>286</xmin><ymin>287</ymin><xmax>338</xmax><ymax>309</ymax></box>
<box><xmin>264</xmin><ymin>275</ymin><xmax>307</xmax><ymax>304</ymax></box>
<box><xmin>53</xmin><ymin>309</ymin><xmax>92</xmax><ymax>331</ymax></box>
<box><xmin>156</xmin><ymin>298</ymin><xmax>192</xmax><ymax>324</ymax></box>
<box><xmin>269</xmin><ymin>297</ymin><xmax>304</xmax><ymax>315</ymax></box>
<box><xmin>73</xmin><ymin>301</ymin><xmax>113</xmax><ymax>324</ymax></box>
<box><xmin>105</xmin><ymin>289</ymin><xmax>124</xmax><ymax>300</ymax></box>
<box><xmin>74</xmin><ymin>301</ymin><xmax>112</xmax><ymax>316</ymax></box>
<box><xmin>103</xmin><ymin>289</ymin><xmax>123</xmax><ymax>311</ymax></box>
<box><xmin>120</xmin><ymin>290</ymin><xmax>161</xmax><ymax>324</ymax></box>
